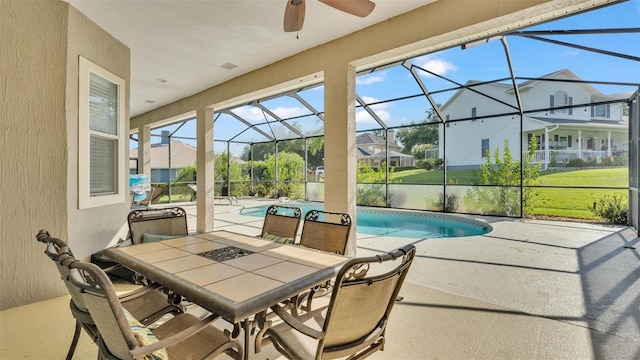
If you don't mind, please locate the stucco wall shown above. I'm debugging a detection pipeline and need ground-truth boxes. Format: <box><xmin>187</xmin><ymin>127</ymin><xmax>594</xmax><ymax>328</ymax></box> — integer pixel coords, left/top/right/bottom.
<box><xmin>65</xmin><ymin>6</ymin><xmax>131</xmax><ymax>259</ymax></box>
<box><xmin>0</xmin><ymin>1</ymin><xmax>130</xmax><ymax>310</ymax></box>
<box><xmin>1</xmin><ymin>1</ymin><xmax>70</xmax><ymax>310</ymax></box>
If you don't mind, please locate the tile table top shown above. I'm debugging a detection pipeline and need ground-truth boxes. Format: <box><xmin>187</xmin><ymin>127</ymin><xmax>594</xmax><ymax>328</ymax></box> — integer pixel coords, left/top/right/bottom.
<box><xmin>105</xmin><ymin>230</ymin><xmax>349</xmax><ymax>323</ymax></box>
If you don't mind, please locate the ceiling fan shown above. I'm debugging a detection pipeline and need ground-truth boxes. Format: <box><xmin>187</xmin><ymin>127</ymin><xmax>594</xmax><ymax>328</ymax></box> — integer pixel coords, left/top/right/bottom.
<box><xmin>284</xmin><ymin>0</ymin><xmax>376</xmax><ymax>32</ymax></box>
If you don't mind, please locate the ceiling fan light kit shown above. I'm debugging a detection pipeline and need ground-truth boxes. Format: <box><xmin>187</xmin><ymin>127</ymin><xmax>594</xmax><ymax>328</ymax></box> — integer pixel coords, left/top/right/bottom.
<box><xmin>284</xmin><ymin>0</ymin><xmax>375</xmax><ymax>32</ymax></box>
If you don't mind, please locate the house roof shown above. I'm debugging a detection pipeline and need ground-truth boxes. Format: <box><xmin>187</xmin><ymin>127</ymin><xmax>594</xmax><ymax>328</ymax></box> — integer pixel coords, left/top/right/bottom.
<box><xmin>529</xmin><ymin>116</ymin><xmax>628</xmax><ymax>129</ymax></box>
<box><xmin>368</xmin><ymin>150</ymin><xmax>414</xmax><ymax>159</ymax></box>
<box><xmin>356</xmin><ymin>132</ymin><xmax>386</xmax><ymax>146</ymax></box>
<box><xmin>130</xmin><ymin>140</ymin><xmax>196</xmax><ymax>169</ymax></box>
<box><xmin>440</xmin><ymin>68</ymin><xmax>631</xmax><ymax>112</ymax></box>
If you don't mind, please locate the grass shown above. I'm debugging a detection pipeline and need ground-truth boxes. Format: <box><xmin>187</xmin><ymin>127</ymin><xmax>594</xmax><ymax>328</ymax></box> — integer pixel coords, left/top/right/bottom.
<box><xmin>392</xmin><ymin>167</ymin><xmax>629</xmax><ymax>220</ymax></box>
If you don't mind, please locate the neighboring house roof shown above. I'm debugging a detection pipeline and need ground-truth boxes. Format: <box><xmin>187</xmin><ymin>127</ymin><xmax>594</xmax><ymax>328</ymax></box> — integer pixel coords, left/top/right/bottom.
<box><xmin>130</xmin><ymin>139</ymin><xmax>248</xmax><ymax>170</ymax></box>
<box><xmin>441</xmin><ymin>68</ymin><xmax>633</xmax><ymax>112</ymax></box>
<box><xmin>528</xmin><ymin>116</ymin><xmax>628</xmax><ymax>129</ymax></box>
<box><xmin>356</xmin><ymin>147</ymin><xmax>372</xmax><ymax>158</ymax></box>
<box><xmin>356</xmin><ymin>132</ymin><xmax>386</xmax><ymax>146</ymax></box>
<box><xmin>368</xmin><ymin>150</ymin><xmax>414</xmax><ymax>159</ymax></box>
<box><xmin>130</xmin><ymin>139</ymin><xmax>196</xmax><ymax>169</ymax></box>
<box><xmin>356</xmin><ymin>132</ymin><xmax>403</xmax><ymax>152</ymax></box>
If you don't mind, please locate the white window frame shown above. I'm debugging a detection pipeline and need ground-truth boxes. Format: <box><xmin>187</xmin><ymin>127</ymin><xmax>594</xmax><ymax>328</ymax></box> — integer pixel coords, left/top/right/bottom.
<box><xmin>481</xmin><ymin>138</ymin><xmax>490</xmax><ymax>158</ymax></box>
<box><xmin>554</xmin><ymin>91</ymin><xmax>568</xmax><ymax>114</ymax></box>
<box><xmin>78</xmin><ymin>56</ymin><xmax>126</xmax><ymax>209</ymax></box>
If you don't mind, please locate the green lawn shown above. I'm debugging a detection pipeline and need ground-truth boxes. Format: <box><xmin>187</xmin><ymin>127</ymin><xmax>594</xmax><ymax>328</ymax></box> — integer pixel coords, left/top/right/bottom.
<box><xmin>392</xmin><ymin>167</ymin><xmax>629</xmax><ymax>220</ymax></box>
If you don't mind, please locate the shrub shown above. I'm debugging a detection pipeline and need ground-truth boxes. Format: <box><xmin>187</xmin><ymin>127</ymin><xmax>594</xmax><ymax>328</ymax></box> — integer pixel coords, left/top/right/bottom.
<box><xmin>550</xmin><ymin>151</ymin><xmax>558</xmax><ymax>167</ymax></box>
<box><xmin>591</xmin><ymin>194</ymin><xmax>628</xmax><ymax>224</ymax></box>
<box><xmin>430</xmin><ymin>193</ymin><xmax>459</xmax><ymax>212</ymax></box>
<box><xmin>566</xmin><ymin>158</ymin><xmax>585</xmax><ymax>167</ymax></box>
<box><xmin>464</xmin><ymin>138</ymin><xmax>541</xmax><ymax>216</ymax></box>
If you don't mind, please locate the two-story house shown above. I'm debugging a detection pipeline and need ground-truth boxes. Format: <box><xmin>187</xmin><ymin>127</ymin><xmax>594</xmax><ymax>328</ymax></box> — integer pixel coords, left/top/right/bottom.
<box><xmin>356</xmin><ymin>131</ymin><xmax>415</xmax><ymax>167</ymax></box>
<box><xmin>439</xmin><ymin>69</ymin><xmax>630</xmax><ymax>169</ymax></box>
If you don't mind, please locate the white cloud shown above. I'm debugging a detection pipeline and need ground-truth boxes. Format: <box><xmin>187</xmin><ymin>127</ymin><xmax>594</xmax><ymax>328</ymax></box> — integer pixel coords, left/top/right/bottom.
<box><xmin>272</xmin><ymin>106</ymin><xmax>309</xmax><ymax>118</ymax></box>
<box><xmin>356</xmin><ymin>96</ymin><xmax>391</xmax><ymax>123</ymax></box>
<box><xmin>231</xmin><ymin>106</ymin><xmax>266</xmax><ymax>122</ymax></box>
<box><xmin>413</xmin><ymin>55</ymin><xmax>456</xmax><ymax>77</ymax></box>
<box><xmin>230</xmin><ymin>105</ymin><xmax>308</xmax><ymax>122</ymax></box>
<box><xmin>357</xmin><ymin>72</ymin><xmax>386</xmax><ymax>85</ymax></box>
<box><xmin>559</xmin><ymin>50</ymin><xmax>580</xmax><ymax>57</ymax></box>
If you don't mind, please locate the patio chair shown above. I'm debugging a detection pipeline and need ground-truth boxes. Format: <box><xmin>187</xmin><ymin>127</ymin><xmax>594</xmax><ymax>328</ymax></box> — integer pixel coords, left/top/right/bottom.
<box><xmin>36</xmin><ymin>230</ymin><xmax>185</xmax><ymax>360</ymax></box>
<box><xmin>127</xmin><ymin>206</ymin><xmax>188</xmax><ymax>244</ymax></box>
<box><xmin>299</xmin><ymin>209</ymin><xmax>352</xmax><ymax>254</ymax></box>
<box><xmin>290</xmin><ymin>209</ymin><xmax>353</xmax><ymax>313</ymax></box>
<box><xmin>259</xmin><ymin>204</ymin><xmax>302</xmax><ymax>244</ymax></box>
<box><xmin>256</xmin><ymin>244</ymin><xmax>416</xmax><ymax>360</ymax></box>
<box><xmin>91</xmin><ymin>207</ymin><xmax>188</xmax><ymax>283</ymax></box>
<box><xmin>66</xmin><ymin>257</ymin><xmax>243</xmax><ymax>360</ymax></box>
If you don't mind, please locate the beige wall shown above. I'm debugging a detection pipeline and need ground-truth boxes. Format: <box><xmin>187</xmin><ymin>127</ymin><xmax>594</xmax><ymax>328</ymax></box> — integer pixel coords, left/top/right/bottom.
<box><xmin>0</xmin><ymin>1</ymin><xmax>130</xmax><ymax>310</ymax></box>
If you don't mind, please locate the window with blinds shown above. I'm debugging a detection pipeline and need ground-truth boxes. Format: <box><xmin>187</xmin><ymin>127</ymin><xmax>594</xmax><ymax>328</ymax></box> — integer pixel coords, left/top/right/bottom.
<box><xmin>78</xmin><ymin>57</ymin><xmax>126</xmax><ymax>209</ymax></box>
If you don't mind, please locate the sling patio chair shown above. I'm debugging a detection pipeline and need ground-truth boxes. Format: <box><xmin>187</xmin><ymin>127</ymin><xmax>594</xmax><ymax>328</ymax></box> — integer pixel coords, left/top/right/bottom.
<box><xmin>127</xmin><ymin>206</ymin><xmax>189</xmax><ymax>245</ymax></box>
<box><xmin>259</xmin><ymin>204</ymin><xmax>303</xmax><ymax>244</ymax></box>
<box><xmin>298</xmin><ymin>209</ymin><xmax>352</xmax><ymax>254</ymax></box>
<box><xmin>256</xmin><ymin>244</ymin><xmax>416</xmax><ymax>360</ymax></box>
<box><xmin>293</xmin><ymin>209</ymin><xmax>352</xmax><ymax>313</ymax></box>
<box><xmin>91</xmin><ymin>207</ymin><xmax>189</xmax><ymax>283</ymax></box>
<box><xmin>66</xmin><ymin>254</ymin><xmax>243</xmax><ymax>360</ymax></box>
<box><xmin>36</xmin><ymin>230</ymin><xmax>185</xmax><ymax>360</ymax></box>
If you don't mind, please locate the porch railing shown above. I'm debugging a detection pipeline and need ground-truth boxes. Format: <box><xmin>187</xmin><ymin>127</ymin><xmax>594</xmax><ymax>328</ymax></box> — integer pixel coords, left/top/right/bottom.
<box><xmin>534</xmin><ymin>150</ymin><xmax>608</xmax><ymax>164</ymax></box>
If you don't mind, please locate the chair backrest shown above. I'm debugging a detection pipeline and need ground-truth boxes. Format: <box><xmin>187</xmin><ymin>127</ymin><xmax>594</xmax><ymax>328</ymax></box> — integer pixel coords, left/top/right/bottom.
<box><xmin>299</xmin><ymin>210</ymin><xmax>352</xmax><ymax>254</ymax></box>
<box><xmin>260</xmin><ymin>205</ymin><xmax>302</xmax><ymax>243</ymax></box>
<box><xmin>67</xmin><ymin>260</ymin><xmax>142</xmax><ymax>359</ymax></box>
<box><xmin>36</xmin><ymin>230</ymin><xmax>90</xmax><ymax>311</ymax></box>
<box><xmin>127</xmin><ymin>206</ymin><xmax>188</xmax><ymax>244</ymax></box>
<box><xmin>35</xmin><ymin>230</ymin><xmax>100</xmax><ymax>339</ymax></box>
<box><xmin>320</xmin><ymin>244</ymin><xmax>416</xmax><ymax>359</ymax></box>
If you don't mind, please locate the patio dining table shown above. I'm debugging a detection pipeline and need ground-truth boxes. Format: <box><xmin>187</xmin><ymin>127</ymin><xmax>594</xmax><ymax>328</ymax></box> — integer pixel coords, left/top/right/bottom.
<box><xmin>104</xmin><ymin>230</ymin><xmax>349</xmax><ymax>359</ymax></box>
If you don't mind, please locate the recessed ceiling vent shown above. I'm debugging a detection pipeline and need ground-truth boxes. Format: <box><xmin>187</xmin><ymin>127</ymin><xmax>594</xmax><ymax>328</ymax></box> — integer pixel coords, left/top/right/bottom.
<box><xmin>221</xmin><ymin>62</ymin><xmax>238</xmax><ymax>70</ymax></box>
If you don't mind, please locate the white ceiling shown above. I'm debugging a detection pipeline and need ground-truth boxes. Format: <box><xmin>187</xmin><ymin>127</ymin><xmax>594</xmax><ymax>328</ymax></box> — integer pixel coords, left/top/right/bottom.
<box><xmin>67</xmin><ymin>0</ymin><xmax>436</xmax><ymax>117</ymax></box>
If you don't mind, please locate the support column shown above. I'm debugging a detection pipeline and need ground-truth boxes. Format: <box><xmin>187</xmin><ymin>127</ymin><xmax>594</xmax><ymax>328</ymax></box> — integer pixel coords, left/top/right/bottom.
<box><xmin>578</xmin><ymin>129</ymin><xmax>582</xmax><ymax>160</ymax></box>
<box><xmin>196</xmin><ymin>107</ymin><xmax>215</xmax><ymax>233</ymax></box>
<box><xmin>138</xmin><ymin>125</ymin><xmax>152</xmax><ymax>176</ymax></box>
<box><xmin>607</xmin><ymin>130</ymin><xmax>612</xmax><ymax>156</ymax></box>
<box><xmin>544</xmin><ymin>127</ymin><xmax>550</xmax><ymax>170</ymax></box>
<box><xmin>323</xmin><ymin>64</ymin><xmax>357</xmax><ymax>255</ymax></box>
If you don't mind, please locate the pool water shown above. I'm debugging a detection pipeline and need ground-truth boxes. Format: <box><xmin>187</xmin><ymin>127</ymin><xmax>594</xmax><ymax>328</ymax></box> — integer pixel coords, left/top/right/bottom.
<box><xmin>238</xmin><ymin>202</ymin><xmax>491</xmax><ymax>239</ymax></box>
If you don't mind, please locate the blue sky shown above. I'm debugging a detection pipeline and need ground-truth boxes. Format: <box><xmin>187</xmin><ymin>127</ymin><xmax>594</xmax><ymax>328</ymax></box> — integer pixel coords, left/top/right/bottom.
<box><xmin>136</xmin><ymin>0</ymin><xmax>640</xmax><ymax>153</ymax></box>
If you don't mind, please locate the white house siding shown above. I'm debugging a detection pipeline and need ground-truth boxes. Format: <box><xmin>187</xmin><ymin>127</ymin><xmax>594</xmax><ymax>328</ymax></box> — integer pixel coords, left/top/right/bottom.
<box><xmin>437</xmin><ymin>70</ymin><xmax>629</xmax><ymax>169</ymax></box>
<box><xmin>442</xmin><ymin>116</ymin><xmax>521</xmax><ymax>169</ymax></box>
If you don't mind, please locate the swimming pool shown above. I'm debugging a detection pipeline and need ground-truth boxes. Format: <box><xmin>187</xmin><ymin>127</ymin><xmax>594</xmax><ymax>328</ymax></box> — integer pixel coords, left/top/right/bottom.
<box><xmin>238</xmin><ymin>202</ymin><xmax>492</xmax><ymax>239</ymax></box>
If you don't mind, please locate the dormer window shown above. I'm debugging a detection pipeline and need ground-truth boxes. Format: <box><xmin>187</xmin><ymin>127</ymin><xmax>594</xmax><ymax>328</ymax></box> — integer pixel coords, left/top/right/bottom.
<box><xmin>550</xmin><ymin>91</ymin><xmax>573</xmax><ymax>115</ymax></box>
<box><xmin>593</xmin><ymin>104</ymin><xmax>610</xmax><ymax>118</ymax></box>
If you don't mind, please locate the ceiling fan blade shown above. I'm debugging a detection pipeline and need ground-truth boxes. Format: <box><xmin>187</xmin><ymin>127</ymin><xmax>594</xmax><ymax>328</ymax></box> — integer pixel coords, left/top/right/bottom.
<box><xmin>319</xmin><ymin>0</ymin><xmax>375</xmax><ymax>17</ymax></box>
<box><xmin>284</xmin><ymin>0</ymin><xmax>306</xmax><ymax>32</ymax></box>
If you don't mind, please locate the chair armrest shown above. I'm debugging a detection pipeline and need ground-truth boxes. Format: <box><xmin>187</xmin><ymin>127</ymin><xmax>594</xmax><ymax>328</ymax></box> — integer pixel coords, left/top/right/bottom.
<box><xmin>270</xmin><ymin>304</ymin><xmax>324</xmax><ymax>339</ymax></box>
<box><xmin>117</xmin><ymin>283</ymin><xmax>163</xmax><ymax>302</ymax></box>
<box><xmin>100</xmin><ymin>263</ymin><xmax>123</xmax><ymax>274</ymax></box>
<box><xmin>129</xmin><ymin>313</ymin><xmax>219</xmax><ymax>358</ymax></box>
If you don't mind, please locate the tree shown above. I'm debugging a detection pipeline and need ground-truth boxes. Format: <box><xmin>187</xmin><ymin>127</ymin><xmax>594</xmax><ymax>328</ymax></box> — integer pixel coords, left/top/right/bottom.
<box><xmin>214</xmin><ymin>152</ymin><xmax>249</xmax><ymax>196</ymax></box>
<box><xmin>395</xmin><ymin>107</ymin><xmax>441</xmax><ymax>156</ymax></box>
<box><xmin>241</xmin><ymin>137</ymin><xmax>325</xmax><ymax>169</ymax></box>
<box><xmin>464</xmin><ymin>137</ymin><xmax>541</xmax><ymax>216</ymax></box>
<box><xmin>253</xmin><ymin>151</ymin><xmax>305</xmax><ymax>199</ymax></box>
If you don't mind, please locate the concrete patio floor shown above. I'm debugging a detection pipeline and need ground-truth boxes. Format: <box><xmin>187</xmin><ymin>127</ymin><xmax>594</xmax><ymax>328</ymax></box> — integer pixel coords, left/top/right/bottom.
<box><xmin>2</xmin><ymin>199</ymin><xmax>639</xmax><ymax>359</ymax></box>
